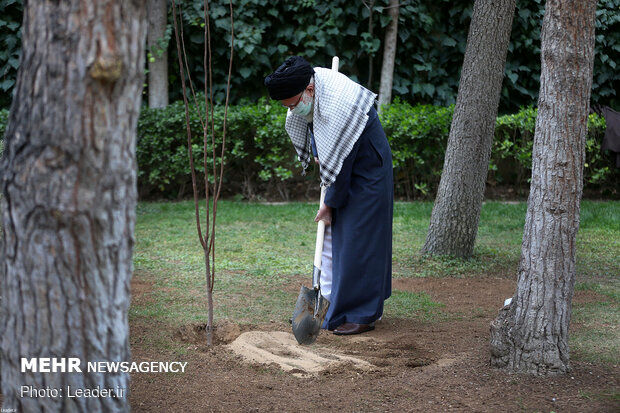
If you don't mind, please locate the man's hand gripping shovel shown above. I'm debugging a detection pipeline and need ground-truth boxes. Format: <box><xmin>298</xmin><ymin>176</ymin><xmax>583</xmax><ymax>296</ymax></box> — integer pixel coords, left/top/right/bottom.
<box><xmin>292</xmin><ymin>56</ymin><xmax>339</xmax><ymax>345</ymax></box>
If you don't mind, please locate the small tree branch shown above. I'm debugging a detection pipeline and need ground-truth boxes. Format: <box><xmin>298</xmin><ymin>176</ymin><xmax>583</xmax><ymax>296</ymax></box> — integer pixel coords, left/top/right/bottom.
<box><xmin>178</xmin><ymin>5</ymin><xmax>205</xmax><ymax>130</ymax></box>
<box><xmin>209</xmin><ymin>0</ymin><xmax>234</xmax><ymax>291</ymax></box>
<box><xmin>171</xmin><ymin>0</ymin><xmax>205</xmax><ymax>250</ymax></box>
<box><xmin>202</xmin><ymin>0</ymin><xmax>215</xmax><ymax>241</ymax></box>
<box><xmin>206</xmin><ymin>0</ymin><xmax>217</xmax><ymax>244</ymax></box>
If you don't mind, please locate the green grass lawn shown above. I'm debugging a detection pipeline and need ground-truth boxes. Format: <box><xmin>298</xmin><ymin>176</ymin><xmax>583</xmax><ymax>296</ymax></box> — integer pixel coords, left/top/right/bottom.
<box><xmin>132</xmin><ymin>200</ymin><xmax>619</xmax><ymax>363</ymax></box>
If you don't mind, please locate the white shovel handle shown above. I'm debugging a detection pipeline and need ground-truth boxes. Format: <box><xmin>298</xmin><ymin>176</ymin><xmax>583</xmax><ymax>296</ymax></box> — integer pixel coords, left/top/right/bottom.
<box><xmin>313</xmin><ymin>56</ymin><xmax>339</xmax><ymax>269</ymax></box>
<box><xmin>331</xmin><ymin>56</ymin><xmax>339</xmax><ymax>71</ymax></box>
<box><xmin>313</xmin><ymin>187</ymin><xmax>327</xmax><ymax>268</ymax></box>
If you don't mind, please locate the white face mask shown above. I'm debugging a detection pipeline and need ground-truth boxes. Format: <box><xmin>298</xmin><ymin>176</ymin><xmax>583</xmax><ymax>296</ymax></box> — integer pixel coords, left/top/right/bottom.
<box><xmin>291</xmin><ymin>92</ymin><xmax>313</xmax><ymax>117</ymax></box>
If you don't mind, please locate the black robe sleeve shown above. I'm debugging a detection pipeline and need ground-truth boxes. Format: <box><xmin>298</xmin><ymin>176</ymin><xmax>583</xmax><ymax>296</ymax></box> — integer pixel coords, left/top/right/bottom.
<box><xmin>324</xmin><ymin>136</ymin><xmax>362</xmax><ymax>209</ymax></box>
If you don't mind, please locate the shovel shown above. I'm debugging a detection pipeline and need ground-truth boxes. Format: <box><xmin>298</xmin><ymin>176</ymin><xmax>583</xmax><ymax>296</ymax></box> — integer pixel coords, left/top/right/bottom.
<box><xmin>291</xmin><ymin>56</ymin><xmax>339</xmax><ymax>345</ymax></box>
<box><xmin>292</xmin><ymin>186</ymin><xmax>331</xmax><ymax>345</ymax></box>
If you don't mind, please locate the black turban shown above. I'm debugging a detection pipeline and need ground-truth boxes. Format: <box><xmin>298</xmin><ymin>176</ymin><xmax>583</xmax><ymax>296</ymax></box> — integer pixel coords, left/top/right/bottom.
<box><xmin>264</xmin><ymin>56</ymin><xmax>314</xmax><ymax>100</ymax></box>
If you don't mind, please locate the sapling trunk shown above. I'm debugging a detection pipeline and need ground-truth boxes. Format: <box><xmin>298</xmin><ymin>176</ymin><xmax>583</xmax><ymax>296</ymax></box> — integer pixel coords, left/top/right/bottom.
<box><xmin>205</xmin><ymin>250</ymin><xmax>214</xmax><ymax>346</ymax></box>
<box><xmin>172</xmin><ymin>0</ymin><xmax>233</xmax><ymax>346</ymax></box>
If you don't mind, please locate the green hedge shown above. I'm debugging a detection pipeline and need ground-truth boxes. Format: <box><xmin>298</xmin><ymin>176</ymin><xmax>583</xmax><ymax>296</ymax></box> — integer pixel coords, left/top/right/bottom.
<box><xmin>136</xmin><ymin>98</ymin><xmax>312</xmax><ymax>200</ymax></box>
<box><xmin>382</xmin><ymin>102</ymin><xmax>614</xmax><ymax>198</ymax></box>
<box><xmin>137</xmin><ymin>99</ymin><xmax>616</xmax><ymax>199</ymax></box>
<box><xmin>0</xmin><ymin>102</ymin><xmax>616</xmax><ymax>199</ymax></box>
<box><xmin>490</xmin><ymin>107</ymin><xmax>612</xmax><ymax>194</ymax></box>
<box><xmin>381</xmin><ymin>100</ymin><xmax>453</xmax><ymax>197</ymax></box>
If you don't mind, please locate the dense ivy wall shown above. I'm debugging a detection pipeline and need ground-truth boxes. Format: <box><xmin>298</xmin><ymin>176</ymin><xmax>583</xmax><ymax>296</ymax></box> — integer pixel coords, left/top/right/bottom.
<box><xmin>1</xmin><ymin>0</ymin><xmax>618</xmax><ymax>111</ymax></box>
<box><xmin>0</xmin><ymin>0</ymin><xmax>22</xmax><ymax>108</ymax></box>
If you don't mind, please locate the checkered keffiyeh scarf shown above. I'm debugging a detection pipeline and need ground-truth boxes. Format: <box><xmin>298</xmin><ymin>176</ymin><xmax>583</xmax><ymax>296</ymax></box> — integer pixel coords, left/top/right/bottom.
<box><xmin>285</xmin><ymin>67</ymin><xmax>377</xmax><ymax>188</ymax></box>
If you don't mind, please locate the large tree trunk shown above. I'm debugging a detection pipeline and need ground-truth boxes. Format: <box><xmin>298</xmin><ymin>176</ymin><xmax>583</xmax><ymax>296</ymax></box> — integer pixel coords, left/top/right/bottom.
<box><xmin>377</xmin><ymin>0</ymin><xmax>399</xmax><ymax>112</ymax></box>
<box><xmin>147</xmin><ymin>0</ymin><xmax>169</xmax><ymax>108</ymax></box>
<box><xmin>421</xmin><ymin>0</ymin><xmax>516</xmax><ymax>258</ymax></box>
<box><xmin>0</xmin><ymin>1</ymin><xmax>146</xmax><ymax>411</ymax></box>
<box><xmin>490</xmin><ymin>0</ymin><xmax>596</xmax><ymax>375</ymax></box>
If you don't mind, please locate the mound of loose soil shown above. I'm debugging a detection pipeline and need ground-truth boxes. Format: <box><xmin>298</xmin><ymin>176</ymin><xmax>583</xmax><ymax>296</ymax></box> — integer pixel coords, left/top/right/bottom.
<box><xmin>226</xmin><ymin>331</ymin><xmax>373</xmax><ymax>377</ymax></box>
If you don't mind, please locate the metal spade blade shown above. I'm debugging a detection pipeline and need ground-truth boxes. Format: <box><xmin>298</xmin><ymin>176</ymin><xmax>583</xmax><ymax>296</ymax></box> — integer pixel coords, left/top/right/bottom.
<box><xmin>291</xmin><ymin>286</ymin><xmax>330</xmax><ymax>345</ymax></box>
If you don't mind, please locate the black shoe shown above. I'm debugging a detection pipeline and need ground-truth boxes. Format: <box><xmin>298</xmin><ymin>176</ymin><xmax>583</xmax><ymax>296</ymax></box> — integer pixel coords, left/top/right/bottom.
<box><xmin>333</xmin><ymin>322</ymin><xmax>375</xmax><ymax>335</ymax></box>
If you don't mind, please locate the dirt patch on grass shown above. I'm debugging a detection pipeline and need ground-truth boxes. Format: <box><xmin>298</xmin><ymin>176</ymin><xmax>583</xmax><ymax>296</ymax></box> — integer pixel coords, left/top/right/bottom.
<box><xmin>393</xmin><ymin>276</ymin><xmax>516</xmax><ymax>315</ymax></box>
<box><xmin>392</xmin><ymin>276</ymin><xmax>613</xmax><ymax>315</ymax></box>
<box><xmin>573</xmin><ymin>289</ymin><xmax>615</xmax><ymax>305</ymax></box>
<box><xmin>131</xmin><ymin>271</ymin><xmax>157</xmax><ymax>306</ymax></box>
<box><xmin>129</xmin><ymin>276</ymin><xmax>620</xmax><ymax>412</ymax></box>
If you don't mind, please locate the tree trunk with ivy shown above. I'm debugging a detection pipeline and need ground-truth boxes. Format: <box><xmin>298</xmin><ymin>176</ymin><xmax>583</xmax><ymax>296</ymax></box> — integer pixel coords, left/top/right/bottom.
<box><xmin>489</xmin><ymin>0</ymin><xmax>597</xmax><ymax>375</ymax></box>
<box><xmin>0</xmin><ymin>1</ymin><xmax>146</xmax><ymax>411</ymax></box>
<box><xmin>378</xmin><ymin>0</ymin><xmax>399</xmax><ymax>112</ymax></box>
<box><xmin>421</xmin><ymin>0</ymin><xmax>516</xmax><ymax>258</ymax></box>
<box><xmin>147</xmin><ymin>0</ymin><xmax>169</xmax><ymax>108</ymax></box>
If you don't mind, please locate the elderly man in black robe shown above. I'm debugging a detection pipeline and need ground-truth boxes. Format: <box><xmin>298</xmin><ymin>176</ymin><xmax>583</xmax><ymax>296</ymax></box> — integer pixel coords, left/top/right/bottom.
<box><xmin>264</xmin><ymin>56</ymin><xmax>393</xmax><ymax>335</ymax></box>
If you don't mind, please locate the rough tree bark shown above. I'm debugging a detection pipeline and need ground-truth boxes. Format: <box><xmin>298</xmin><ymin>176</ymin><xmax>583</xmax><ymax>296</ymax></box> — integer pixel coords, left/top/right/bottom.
<box><xmin>0</xmin><ymin>1</ymin><xmax>146</xmax><ymax>411</ymax></box>
<box><xmin>147</xmin><ymin>0</ymin><xmax>169</xmax><ymax>108</ymax></box>
<box><xmin>490</xmin><ymin>0</ymin><xmax>597</xmax><ymax>375</ymax></box>
<box><xmin>378</xmin><ymin>0</ymin><xmax>399</xmax><ymax>112</ymax></box>
<box><xmin>421</xmin><ymin>0</ymin><xmax>516</xmax><ymax>258</ymax></box>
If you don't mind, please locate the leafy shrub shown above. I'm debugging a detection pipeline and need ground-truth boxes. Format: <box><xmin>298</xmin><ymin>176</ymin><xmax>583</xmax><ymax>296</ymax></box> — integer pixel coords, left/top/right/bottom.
<box><xmin>136</xmin><ymin>97</ymin><xmax>317</xmax><ymax>200</ymax></box>
<box><xmin>491</xmin><ymin>107</ymin><xmax>613</xmax><ymax>192</ymax></box>
<box><xmin>381</xmin><ymin>100</ymin><xmax>453</xmax><ymax>198</ymax></box>
<box><xmin>0</xmin><ymin>108</ymin><xmax>8</xmax><ymax>136</ymax></box>
<box><xmin>0</xmin><ymin>103</ymin><xmax>615</xmax><ymax>200</ymax></box>
<box><xmin>135</xmin><ymin>100</ymin><xmax>614</xmax><ymax>200</ymax></box>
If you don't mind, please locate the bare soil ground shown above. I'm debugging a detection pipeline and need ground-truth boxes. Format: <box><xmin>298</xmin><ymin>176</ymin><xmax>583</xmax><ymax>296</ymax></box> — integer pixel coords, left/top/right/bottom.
<box><xmin>129</xmin><ymin>276</ymin><xmax>619</xmax><ymax>412</ymax></box>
